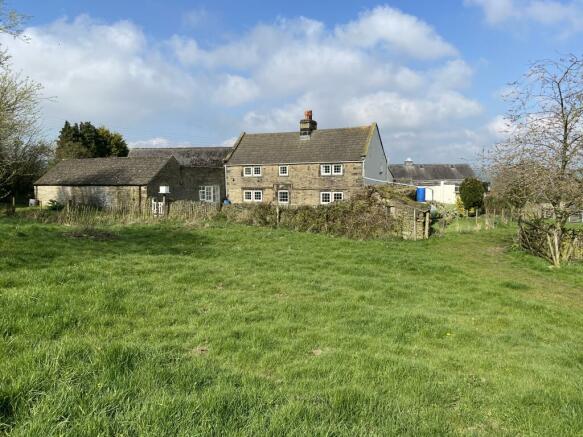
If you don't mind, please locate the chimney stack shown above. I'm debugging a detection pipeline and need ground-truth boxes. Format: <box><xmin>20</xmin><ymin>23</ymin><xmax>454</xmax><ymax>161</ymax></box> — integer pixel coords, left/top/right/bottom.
<box><xmin>299</xmin><ymin>110</ymin><xmax>317</xmax><ymax>138</ymax></box>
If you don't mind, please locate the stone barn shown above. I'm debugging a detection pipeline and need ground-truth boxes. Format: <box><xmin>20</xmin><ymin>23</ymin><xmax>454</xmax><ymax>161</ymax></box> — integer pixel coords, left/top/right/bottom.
<box><xmin>34</xmin><ymin>157</ymin><xmax>182</xmax><ymax>208</ymax></box>
<box><xmin>128</xmin><ymin>147</ymin><xmax>231</xmax><ymax>203</ymax></box>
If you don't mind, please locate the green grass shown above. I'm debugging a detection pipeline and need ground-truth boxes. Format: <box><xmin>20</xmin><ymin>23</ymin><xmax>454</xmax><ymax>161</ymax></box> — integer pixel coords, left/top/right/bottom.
<box><xmin>1</xmin><ymin>218</ymin><xmax>582</xmax><ymax>436</ymax></box>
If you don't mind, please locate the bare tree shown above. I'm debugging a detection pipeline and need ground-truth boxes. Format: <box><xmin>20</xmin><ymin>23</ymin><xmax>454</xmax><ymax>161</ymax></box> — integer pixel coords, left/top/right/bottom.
<box><xmin>0</xmin><ymin>0</ymin><xmax>26</xmax><ymax>38</ymax></box>
<box><xmin>0</xmin><ymin>1</ymin><xmax>51</xmax><ymax>202</ymax></box>
<box><xmin>491</xmin><ymin>55</ymin><xmax>583</xmax><ymax>266</ymax></box>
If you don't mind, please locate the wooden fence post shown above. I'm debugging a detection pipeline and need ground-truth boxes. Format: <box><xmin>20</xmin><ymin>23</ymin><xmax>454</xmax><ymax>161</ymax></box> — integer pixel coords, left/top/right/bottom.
<box><xmin>424</xmin><ymin>211</ymin><xmax>430</xmax><ymax>239</ymax></box>
<box><xmin>413</xmin><ymin>208</ymin><xmax>417</xmax><ymax>241</ymax></box>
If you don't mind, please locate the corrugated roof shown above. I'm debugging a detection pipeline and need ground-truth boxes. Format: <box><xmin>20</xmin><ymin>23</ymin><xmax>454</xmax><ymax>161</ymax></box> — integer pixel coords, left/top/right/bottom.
<box><xmin>389</xmin><ymin>163</ymin><xmax>475</xmax><ymax>183</ymax></box>
<box><xmin>128</xmin><ymin>147</ymin><xmax>231</xmax><ymax>167</ymax></box>
<box><xmin>226</xmin><ymin>125</ymin><xmax>374</xmax><ymax>165</ymax></box>
<box><xmin>35</xmin><ymin>157</ymin><xmax>173</xmax><ymax>186</ymax></box>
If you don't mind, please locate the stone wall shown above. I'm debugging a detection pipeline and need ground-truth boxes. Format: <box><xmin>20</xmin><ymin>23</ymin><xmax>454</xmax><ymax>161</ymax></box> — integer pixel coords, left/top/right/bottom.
<box><xmin>225</xmin><ymin>162</ymin><xmax>364</xmax><ymax>206</ymax></box>
<box><xmin>390</xmin><ymin>203</ymin><xmax>430</xmax><ymax>240</ymax></box>
<box><xmin>35</xmin><ymin>185</ymin><xmax>145</xmax><ymax>208</ymax></box>
<box><xmin>168</xmin><ymin>167</ymin><xmax>225</xmax><ymax>202</ymax></box>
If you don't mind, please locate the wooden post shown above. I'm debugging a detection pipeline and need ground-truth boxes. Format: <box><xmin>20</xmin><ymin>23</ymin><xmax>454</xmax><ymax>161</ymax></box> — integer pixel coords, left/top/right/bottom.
<box><xmin>413</xmin><ymin>208</ymin><xmax>417</xmax><ymax>241</ymax></box>
<box><xmin>424</xmin><ymin>211</ymin><xmax>430</xmax><ymax>239</ymax></box>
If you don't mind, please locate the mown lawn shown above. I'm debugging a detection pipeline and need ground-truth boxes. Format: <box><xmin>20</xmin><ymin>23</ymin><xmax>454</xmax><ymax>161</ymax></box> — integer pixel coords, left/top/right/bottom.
<box><xmin>0</xmin><ymin>217</ymin><xmax>582</xmax><ymax>436</ymax></box>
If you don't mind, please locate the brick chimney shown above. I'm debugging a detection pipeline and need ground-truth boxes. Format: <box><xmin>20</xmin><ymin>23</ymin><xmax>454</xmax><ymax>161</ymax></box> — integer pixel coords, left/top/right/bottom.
<box><xmin>299</xmin><ymin>110</ymin><xmax>317</xmax><ymax>138</ymax></box>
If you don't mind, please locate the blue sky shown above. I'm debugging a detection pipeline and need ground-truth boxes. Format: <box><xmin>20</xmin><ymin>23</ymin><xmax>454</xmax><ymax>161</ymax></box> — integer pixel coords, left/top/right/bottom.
<box><xmin>4</xmin><ymin>0</ymin><xmax>583</xmax><ymax>163</ymax></box>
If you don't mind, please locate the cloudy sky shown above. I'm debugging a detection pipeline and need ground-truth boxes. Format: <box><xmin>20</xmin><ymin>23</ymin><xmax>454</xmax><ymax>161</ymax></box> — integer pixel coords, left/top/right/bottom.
<box><xmin>3</xmin><ymin>0</ymin><xmax>583</xmax><ymax>163</ymax></box>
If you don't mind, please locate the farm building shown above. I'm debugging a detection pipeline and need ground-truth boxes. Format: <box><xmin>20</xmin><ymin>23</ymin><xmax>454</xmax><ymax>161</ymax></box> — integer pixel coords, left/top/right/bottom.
<box><xmin>34</xmin><ymin>157</ymin><xmax>182</xmax><ymax>208</ymax></box>
<box><xmin>224</xmin><ymin>111</ymin><xmax>392</xmax><ymax>206</ymax></box>
<box><xmin>389</xmin><ymin>159</ymin><xmax>475</xmax><ymax>186</ymax></box>
<box><xmin>128</xmin><ymin>146</ymin><xmax>231</xmax><ymax>203</ymax></box>
<box><xmin>389</xmin><ymin>159</ymin><xmax>476</xmax><ymax>204</ymax></box>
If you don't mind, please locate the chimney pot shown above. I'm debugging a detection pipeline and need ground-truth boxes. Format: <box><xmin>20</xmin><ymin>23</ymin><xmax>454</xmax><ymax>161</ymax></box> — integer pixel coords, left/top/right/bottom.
<box><xmin>299</xmin><ymin>110</ymin><xmax>317</xmax><ymax>138</ymax></box>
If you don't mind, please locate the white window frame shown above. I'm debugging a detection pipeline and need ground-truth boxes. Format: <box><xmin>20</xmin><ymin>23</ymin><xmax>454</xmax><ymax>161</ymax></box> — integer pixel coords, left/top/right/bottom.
<box><xmin>199</xmin><ymin>185</ymin><xmax>218</xmax><ymax>203</ymax></box>
<box><xmin>320</xmin><ymin>191</ymin><xmax>344</xmax><ymax>204</ymax></box>
<box><xmin>244</xmin><ymin>166</ymin><xmax>262</xmax><ymax>177</ymax></box>
<box><xmin>321</xmin><ymin>164</ymin><xmax>343</xmax><ymax>176</ymax></box>
<box><xmin>278</xmin><ymin>190</ymin><xmax>289</xmax><ymax>204</ymax></box>
<box><xmin>279</xmin><ymin>165</ymin><xmax>289</xmax><ymax>176</ymax></box>
<box><xmin>244</xmin><ymin>190</ymin><xmax>263</xmax><ymax>202</ymax></box>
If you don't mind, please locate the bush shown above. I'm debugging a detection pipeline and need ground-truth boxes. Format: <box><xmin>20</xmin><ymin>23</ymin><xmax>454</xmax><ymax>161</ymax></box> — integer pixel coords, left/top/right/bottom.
<box><xmin>459</xmin><ymin>178</ymin><xmax>485</xmax><ymax>211</ymax></box>
<box><xmin>221</xmin><ymin>187</ymin><xmax>426</xmax><ymax>240</ymax></box>
<box><xmin>47</xmin><ymin>200</ymin><xmax>64</xmax><ymax>211</ymax></box>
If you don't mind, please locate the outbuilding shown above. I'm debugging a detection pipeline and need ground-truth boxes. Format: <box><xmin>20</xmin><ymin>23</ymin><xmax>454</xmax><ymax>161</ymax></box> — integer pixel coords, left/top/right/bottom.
<box><xmin>34</xmin><ymin>156</ymin><xmax>181</xmax><ymax>208</ymax></box>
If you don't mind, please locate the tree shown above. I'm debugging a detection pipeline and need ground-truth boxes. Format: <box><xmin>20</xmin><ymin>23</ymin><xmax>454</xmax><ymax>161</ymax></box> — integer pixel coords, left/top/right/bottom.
<box><xmin>97</xmin><ymin>126</ymin><xmax>128</xmax><ymax>157</ymax></box>
<box><xmin>0</xmin><ymin>6</ymin><xmax>52</xmax><ymax>202</ymax></box>
<box><xmin>459</xmin><ymin>177</ymin><xmax>485</xmax><ymax>211</ymax></box>
<box><xmin>0</xmin><ymin>0</ymin><xmax>26</xmax><ymax>38</ymax></box>
<box><xmin>55</xmin><ymin>122</ymin><xmax>128</xmax><ymax>159</ymax></box>
<box><xmin>490</xmin><ymin>55</ymin><xmax>583</xmax><ymax>266</ymax></box>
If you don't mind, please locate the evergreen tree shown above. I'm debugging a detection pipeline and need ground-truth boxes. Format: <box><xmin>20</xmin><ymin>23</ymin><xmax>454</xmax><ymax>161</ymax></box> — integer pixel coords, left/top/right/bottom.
<box><xmin>55</xmin><ymin>121</ymin><xmax>128</xmax><ymax>159</ymax></box>
<box><xmin>97</xmin><ymin>127</ymin><xmax>128</xmax><ymax>157</ymax></box>
<box><xmin>459</xmin><ymin>177</ymin><xmax>485</xmax><ymax>211</ymax></box>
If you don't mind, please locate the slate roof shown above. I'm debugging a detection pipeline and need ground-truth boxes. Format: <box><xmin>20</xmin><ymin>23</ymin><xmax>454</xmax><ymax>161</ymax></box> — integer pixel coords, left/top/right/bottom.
<box><xmin>128</xmin><ymin>147</ymin><xmax>231</xmax><ymax>167</ymax></box>
<box><xmin>226</xmin><ymin>125</ymin><xmax>375</xmax><ymax>165</ymax></box>
<box><xmin>35</xmin><ymin>157</ymin><xmax>173</xmax><ymax>186</ymax></box>
<box><xmin>389</xmin><ymin>163</ymin><xmax>475</xmax><ymax>183</ymax></box>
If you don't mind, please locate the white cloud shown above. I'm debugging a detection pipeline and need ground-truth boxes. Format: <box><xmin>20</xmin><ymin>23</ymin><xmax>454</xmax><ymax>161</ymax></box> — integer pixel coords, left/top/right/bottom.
<box><xmin>487</xmin><ymin>115</ymin><xmax>513</xmax><ymax>139</ymax></box>
<box><xmin>0</xmin><ymin>6</ymin><xmax>490</xmax><ymax>162</ymax></box>
<box><xmin>221</xmin><ymin>136</ymin><xmax>239</xmax><ymax>147</ymax></box>
<box><xmin>129</xmin><ymin>137</ymin><xmax>174</xmax><ymax>148</ymax></box>
<box><xmin>466</xmin><ymin>0</ymin><xmax>583</xmax><ymax>33</ymax></box>
<box><xmin>213</xmin><ymin>75</ymin><xmax>260</xmax><ymax>106</ymax></box>
<box><xmin>1</xmin><ymin>15</ymin><xmax>199</xmax><ymax>127</ymax></box>
<box><xmin>334</xmin><ymin>6</ymin><xmax>458</xmax><ymax>59</ymax></box>
<box><xmin>465</xmin><ymin>0</ymin><xmax>517</xmax><ymax>24</ymax></box>
<box><xmin>341</xmin><ymin>91</ymin><xmax>483</xmax><ymax>129</ymax></box>
<box><xmin>431</xmin><ymin>60</ymin><xmax>474</xmax><ymax>90</ymax></box>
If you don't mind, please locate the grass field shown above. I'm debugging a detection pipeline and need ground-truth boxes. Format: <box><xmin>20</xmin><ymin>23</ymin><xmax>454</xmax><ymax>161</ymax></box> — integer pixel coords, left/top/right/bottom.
<box><xmin>1</xmin><ymin>217</ymin><xmax>582</xmax><ymax>436</ymax></box>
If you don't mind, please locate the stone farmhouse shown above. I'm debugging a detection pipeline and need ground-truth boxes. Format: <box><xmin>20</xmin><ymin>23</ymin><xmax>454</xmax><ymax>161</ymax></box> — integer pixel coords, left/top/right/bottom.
<box><xmin>224</xmin><ymin>111</ymin><xmax>392</xmax><ymax>206</ymax></box>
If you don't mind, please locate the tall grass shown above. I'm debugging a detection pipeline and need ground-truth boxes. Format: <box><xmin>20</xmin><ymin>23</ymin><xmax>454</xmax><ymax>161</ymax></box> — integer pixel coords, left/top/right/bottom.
<box><xmin>16</xmin><ymin>201</ymin><xmax>220</xmax><ymax>227</ymax></box>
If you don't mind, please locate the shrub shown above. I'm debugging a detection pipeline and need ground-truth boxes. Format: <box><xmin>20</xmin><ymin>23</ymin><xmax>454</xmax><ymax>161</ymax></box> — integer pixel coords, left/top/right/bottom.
<box><xmin>459</xmin><ymin>178</ymin><xmax>485</xmax><ymax>211</ymax></box>
<box><xmin>221</xmin><ymin>187</ymin><xmax>427</xmax><ymax>240</ymax></box>
<box><xmin>47</xmin><ymin>200</ymin><xmax>64</xmax><ymax>211</ymax></box>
